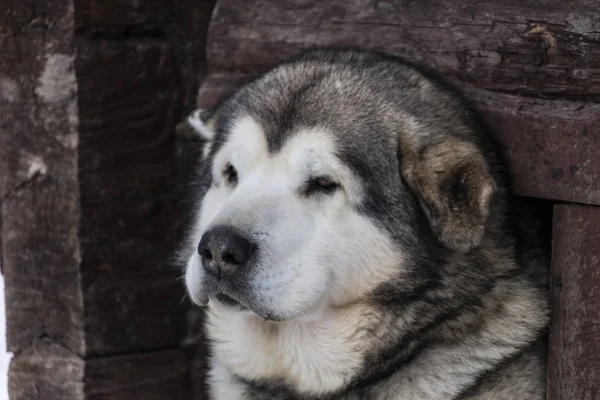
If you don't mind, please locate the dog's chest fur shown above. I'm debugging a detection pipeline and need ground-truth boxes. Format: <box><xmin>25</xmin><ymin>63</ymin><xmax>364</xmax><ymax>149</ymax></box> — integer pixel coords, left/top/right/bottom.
<box><xmin>206</xmin><ymin>303</ymin><xmax>379</xmax><ymax>397</ymax></box>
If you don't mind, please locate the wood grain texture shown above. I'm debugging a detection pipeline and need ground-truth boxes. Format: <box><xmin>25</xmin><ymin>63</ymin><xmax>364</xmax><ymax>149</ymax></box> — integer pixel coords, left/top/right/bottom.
<box><xmin>76</xmin><ymin>42</ymin><xmax>181</xmax><ymax>202</ymax></box>
<box><xmin>197</xmin><ymin>72</ymin><xmax>600</xmax><ymax>205</ymax></box>
<box><xmin>463</xmin><ymin>86</ymin><xmax>600</xmax><ymax>205</ymax></box>
<box><xmin>74</xmin><ymin>40</ymin><xmax>189</xmax><ymax>356</ymax></box>
<box><xmin>548</xmin><ymin>205</ymin><xmax>600</xmax><ymax>400</ymax></box>
<box><xmin>207</xmin><ymin>0</ymin><xmax>600</xmax><ymax>101</ymax></box>
<box><xmin>1</xmin><ymin>0</ymin><xmax>200</xmax><ymax>397</ymax></box>
<box><xmin>182</xmin><ymin>307</ymin><xmax>210</xmax><ymax>400</ymax></box>
<box><xmin>9</xmin><ymin>343</ymin><xmax>84</xmax><ymax>400</ymax></box>
<box><xmin>83</xmin><ymin>272</ymin><xmax>187</xmax><ymax>356</ymax></box>
<box><xmin>0</xmin><ymin>0</ymin><xmax>85</xmax><ymax>356</ymax></box>
<box><xmin>74</xmin><ymin>0</ymin><xmax>177</xmax><ymax>32</ymax></box>
<box><xmin>85</xmin><ymin>349</ymin><xmax>191</xmax><ymax>400</ymax></box>
<box><xmin>180</xmin><ymin>0</ymin><xmax>219</xmax><ymax>111</ymax></box>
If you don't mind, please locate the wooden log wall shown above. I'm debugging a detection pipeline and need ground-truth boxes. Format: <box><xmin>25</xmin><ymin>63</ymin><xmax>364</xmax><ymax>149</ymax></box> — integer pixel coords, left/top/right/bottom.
<box><xmin>196</xmin><ymin>1</ymin><xmax>600</xmax><ymax>399</ymax></box>
<box><xmin>0</xmin><ymin>0</ymin><xmax>216</xmax><ymax>399</ymax></box>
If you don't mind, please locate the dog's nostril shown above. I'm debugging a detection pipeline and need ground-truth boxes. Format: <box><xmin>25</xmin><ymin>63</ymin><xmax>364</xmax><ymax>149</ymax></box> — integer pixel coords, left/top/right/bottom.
<box><xmin>222</xmin><ymin>251</ymin><xmax>238</xmax><ymax>265</ymax></box>
<box><xmin>200</xmin><ymin>249</ymin><xmax>213</xmax><ymax>261</ymax></box>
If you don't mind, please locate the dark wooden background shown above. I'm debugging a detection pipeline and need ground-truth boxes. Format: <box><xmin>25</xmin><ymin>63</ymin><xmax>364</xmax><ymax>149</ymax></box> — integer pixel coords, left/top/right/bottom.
<box><xmin>0</xmin><ymin>0</ymin><xmax>217</xmax><ymax>398</ymax></box>
<box><xmin>1</xmin><ymin>0</ymin><xmax>599</xmax><ymax>399</ymax></box>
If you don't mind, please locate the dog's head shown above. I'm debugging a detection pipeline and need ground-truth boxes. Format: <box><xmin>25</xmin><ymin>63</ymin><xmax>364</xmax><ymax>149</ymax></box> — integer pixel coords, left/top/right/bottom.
<box><xmin>183</xmin><ymin>49</ymin><xmax>499</xmax><ymax>322</ymax></box>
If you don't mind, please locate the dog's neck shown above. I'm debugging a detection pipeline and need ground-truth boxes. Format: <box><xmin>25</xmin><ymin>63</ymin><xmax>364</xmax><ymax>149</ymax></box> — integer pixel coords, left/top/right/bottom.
<box><xmin>206</xmin><ymin>300</ymin><xmax>377</xmax><ymax>396</ymax></box>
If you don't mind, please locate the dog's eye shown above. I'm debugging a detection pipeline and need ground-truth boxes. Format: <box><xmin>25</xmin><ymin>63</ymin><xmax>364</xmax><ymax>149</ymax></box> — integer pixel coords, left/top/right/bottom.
<box><xmin>223</xmin><ymin>163</ymin><xmax>238</xmax><ymax>185</ymax></box>
<box><xmin>305</xmin><ymin>176</ymin><xmax>339</xmax><ymax>196</ymax></box>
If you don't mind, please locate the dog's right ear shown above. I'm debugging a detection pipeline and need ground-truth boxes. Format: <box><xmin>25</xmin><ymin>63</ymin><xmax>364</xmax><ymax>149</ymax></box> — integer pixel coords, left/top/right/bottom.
<box><xmin>175</xmin><ymin>109</ymin><xmax>217</xmax><ymax>159</ymax></box>
<box><xmin>399</xmin><ymin>136</ymin><xmax>496</xmax><ymax>253</ymax></box>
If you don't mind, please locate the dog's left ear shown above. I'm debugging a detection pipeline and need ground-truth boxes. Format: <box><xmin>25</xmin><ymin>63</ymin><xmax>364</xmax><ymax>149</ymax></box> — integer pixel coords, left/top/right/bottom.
<box><xmin>399</xmin><ymin>138</ymin><xmax>495</xmax><ymax>253</ymax></box>
<box><xmin>175</xmin><ymin>109</ymin><xmax>217</xmax><ymax>159</ymax></box>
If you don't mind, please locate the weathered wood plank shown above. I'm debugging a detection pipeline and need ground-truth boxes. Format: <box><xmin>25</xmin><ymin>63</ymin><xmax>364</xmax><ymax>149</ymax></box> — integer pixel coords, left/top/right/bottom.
<box><xmin>74</xmin><ymin>0</ymin><xmax>177</xmax><ymax>32</ymax></box>
<box><xmin>76</xmin><ymin>42</ymin><xmax>181</xmax><ymax>202</ymax></box>
<box><xmin>207</xmin><ymin>0</ymin><xmax>600</xmax><ymax>101</ymax></box>
<box><xmin>196</xmin><ymin>71</ymin><xmax>247</xmax><ymax>108</ymax></box>
<box><xmin>462</xmin><ymin>86</ymin><xmax>600</xmax><ymax>205</ymax></box>
<box><xmin>1</xmin><ymin>0</ymin><xmax>196</xmax><ymax>397</ymax></box>
<box><xmin>0</xmin><ymin>0</ymin><xmax>85</xmax><ymax>356</ymax></box>
<box><xmin>548</xmin><ymin>205</ymin><xmax>600</xmax><ymax>400</ymax></box>
<box><xmin>83</xmin><ymin>272</ymin><xmax>187</xmax><ymax>356</ymax></box>
<box><xmin>180</xmin><ymin>0</ymin><xmax>219</xmax><ymax>110</ymax></box>
<box><xmin>84</xmin><ymin>349</ymin><xmax>190</xmax><ymax>400</ymax></box>
<box><xmin>80</xmin><ymin>197</ymin><xmax>184</xmax><ymax>274</ymax></box>
<box><xmin>73</xmin><ymin>40</ymin><xmax>189</xmax><ymax>356</ymax></box>
<box><xmin>9</xmin><ymin>343</ymin><xmax>84</xmax><ymax>400</ymax></box>
<box><xmin>197</xmin><ymin>72</ymin><xmax>600</xmax><ymax>205</ymax></box>
<box><xmin>181</xmin><ymin>307</ymin><xmax>209</xmax><ymax>400</ymax></box>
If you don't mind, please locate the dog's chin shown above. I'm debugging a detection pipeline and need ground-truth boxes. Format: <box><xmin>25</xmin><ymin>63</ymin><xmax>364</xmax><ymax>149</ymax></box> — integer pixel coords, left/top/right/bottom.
<box><xmin>207</xmin><ymin>293</ymin><xmax>288</xmax><ymax>322</ymax></box>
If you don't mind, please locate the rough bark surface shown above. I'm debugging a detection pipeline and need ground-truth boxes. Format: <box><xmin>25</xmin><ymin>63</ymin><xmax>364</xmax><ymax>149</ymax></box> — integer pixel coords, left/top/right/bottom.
<box><xmin>549</xmin><ymin>205</ymin><xmax>600</xmax><ymax>400</ymax></box>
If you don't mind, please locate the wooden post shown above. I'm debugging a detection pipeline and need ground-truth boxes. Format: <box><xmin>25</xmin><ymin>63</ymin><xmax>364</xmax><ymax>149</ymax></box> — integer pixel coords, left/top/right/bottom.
<box><xmin>548</xmin><ymin>205</ymin><xmax>600</xmax><ymax>400</ymax></box>
<box><xmin>0</xmin><ymin>0</ymin><xmax>215</xmax><ymax>398</ymax></box>
<box><xmin>1</xmin><ymin>1</ymin><xmax>85</xmax><ymax>397</ymax></box>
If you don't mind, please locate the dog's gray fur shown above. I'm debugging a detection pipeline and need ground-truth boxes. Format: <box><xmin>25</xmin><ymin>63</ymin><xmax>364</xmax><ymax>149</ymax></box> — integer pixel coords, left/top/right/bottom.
<box><xmin>179</xmin><ymin>48</ymin><xmax>549</xmax><ymax>399</ymax></box>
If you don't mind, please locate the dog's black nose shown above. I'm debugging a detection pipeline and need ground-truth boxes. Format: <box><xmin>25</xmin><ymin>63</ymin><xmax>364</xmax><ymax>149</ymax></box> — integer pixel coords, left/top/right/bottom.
<box><xmin>198</xmin><ymin>226</ymin><xmax>255</xmax><ymax>278</ymax></box>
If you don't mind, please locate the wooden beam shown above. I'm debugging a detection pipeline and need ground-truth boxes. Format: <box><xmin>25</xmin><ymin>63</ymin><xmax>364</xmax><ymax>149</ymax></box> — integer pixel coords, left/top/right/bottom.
<box><xmin>548</xmin><ymin>205</ymin><xmax>600</xmax><ymax>400</ymax></box>
<box><xmin>463</xmin><ymin>86</ymin><xmax>600</xmax><ymax>205</ymax></box>
<box><xmin>206</xmin><ymin>0</ymin><xmax>600</xmax><ymax>102</ymax></box>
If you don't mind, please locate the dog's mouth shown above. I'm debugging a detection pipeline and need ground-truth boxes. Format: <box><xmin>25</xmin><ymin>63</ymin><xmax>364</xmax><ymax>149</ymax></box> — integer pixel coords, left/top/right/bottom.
<box><xmin>214</xmin><ymin>293</ymin><xmax>249</xmax><ymax>311</ymax></box>
<box><xmin>206</xmin><ymin>290</ymin><xmax>285</xmax><ymax>322</ymax></box>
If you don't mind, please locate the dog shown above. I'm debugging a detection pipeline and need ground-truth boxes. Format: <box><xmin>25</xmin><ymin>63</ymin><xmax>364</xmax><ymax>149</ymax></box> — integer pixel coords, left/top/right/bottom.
<box><xmin>179</xmin><ymin>48</ymin><xmax>549</xmax><ymax>399</ymax></box>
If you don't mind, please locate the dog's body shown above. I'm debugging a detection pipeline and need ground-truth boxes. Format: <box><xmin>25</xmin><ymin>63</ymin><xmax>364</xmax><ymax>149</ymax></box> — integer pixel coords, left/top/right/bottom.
<box><xmin>180</xmin><ymin>49</ymin><xmax>549</xmax><ymax>399</ymax></box>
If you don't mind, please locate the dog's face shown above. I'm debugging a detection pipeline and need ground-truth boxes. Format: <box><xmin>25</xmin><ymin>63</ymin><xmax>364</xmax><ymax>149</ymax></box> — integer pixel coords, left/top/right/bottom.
<box><xmin>185</xmin><ymin>114</ymin><xmax>407</xmax><ymax>321</ymax></box>
<box><xmin>184</xmin><ymin>52</ymin><xmax>496</xmax><ymax>322</ymax></box>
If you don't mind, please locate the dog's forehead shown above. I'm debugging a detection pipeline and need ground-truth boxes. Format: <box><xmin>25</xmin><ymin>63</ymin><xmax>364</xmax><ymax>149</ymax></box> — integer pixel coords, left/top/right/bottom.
<box><xmin>213</xmin><ymin>61</ymin><xmax>403</xmax><ymax>181</ymax></box>
<box><xmin>224</xmin><ymin>114</ymin><xmax>340</xmax><ymax>168</ymax></box>
<box><xmin>221</xmin><ymin>125</ymin><xmax>388</xmax><ymax>169</ymax></box>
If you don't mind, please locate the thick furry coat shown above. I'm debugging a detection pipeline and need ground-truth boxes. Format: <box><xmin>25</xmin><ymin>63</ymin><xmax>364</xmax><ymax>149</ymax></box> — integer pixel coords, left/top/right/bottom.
<box><xmin>180</xmin><ymin>48</ymin><xmax>549</xmax><ymax>399</ymax></box>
